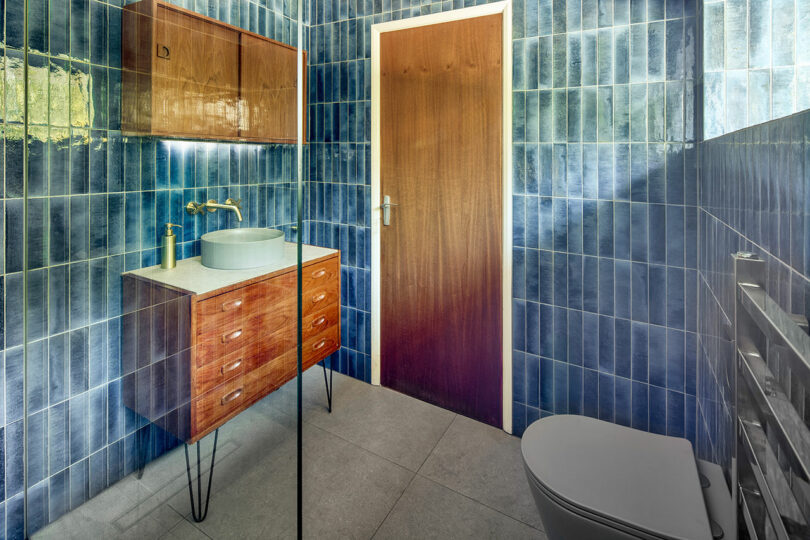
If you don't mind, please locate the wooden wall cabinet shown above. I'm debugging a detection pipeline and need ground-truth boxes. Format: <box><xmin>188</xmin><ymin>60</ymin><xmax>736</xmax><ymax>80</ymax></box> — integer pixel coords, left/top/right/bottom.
<box><xmin>122</xmin><ymin>0</ymin><xmax>306</xmax><ymax>143</ymax></box>
<box><xmin>122</xmin><ymin>250</ymin><xmax>340</xmax><ymax>443</ymax></box>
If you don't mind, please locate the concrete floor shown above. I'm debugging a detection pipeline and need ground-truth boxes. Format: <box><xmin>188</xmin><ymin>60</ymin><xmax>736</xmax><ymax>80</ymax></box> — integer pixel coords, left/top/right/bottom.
<box><xmin>34</xmin><ymin>369</ymin><xmax>547</xmax><ymax>539</ymax></box>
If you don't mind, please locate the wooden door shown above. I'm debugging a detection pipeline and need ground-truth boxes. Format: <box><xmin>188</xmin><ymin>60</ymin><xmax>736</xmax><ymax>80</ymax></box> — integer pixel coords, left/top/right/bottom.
<box><xmin>152</xmin><ymin>5</ymin><xmax>240</xmax><ymax>138</ymax></box>
<box><xmin>380</xmin><ymin>14</ymin><xmax>503</xmax><ymax>427</ymax></box>
<box><xmin>240</xmin><ymin>34</ymin><xmax>306</xmax><ymax>142</ymax></box>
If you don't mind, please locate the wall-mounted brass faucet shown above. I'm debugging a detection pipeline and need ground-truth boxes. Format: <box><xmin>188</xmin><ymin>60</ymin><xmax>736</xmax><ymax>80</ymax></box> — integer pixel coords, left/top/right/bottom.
<box><xmin>185</xmin><ymin>198</ymin><xmax>243</xmax><ymax>222</ymax></box>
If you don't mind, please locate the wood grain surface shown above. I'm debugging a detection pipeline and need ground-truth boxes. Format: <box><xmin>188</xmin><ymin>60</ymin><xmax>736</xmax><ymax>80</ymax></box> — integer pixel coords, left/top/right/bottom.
<box><xmin>380</xmin><ymin>14</ymin><xmax>503</xmax><ymax>427</ymax></box>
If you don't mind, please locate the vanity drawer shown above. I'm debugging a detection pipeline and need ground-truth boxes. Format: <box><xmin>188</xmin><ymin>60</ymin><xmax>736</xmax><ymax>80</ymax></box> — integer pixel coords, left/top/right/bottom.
<box><xmin>194</xmin><ymin>348</ymin><xmax>246</xmax><ymax>397</ymax></box>
<box><xmin>196</xmin><ymin>322</ymin><xmax>253</xmax><ymax>367</ymax></box>
<box><xmin>302</xmin><ymin>283</ymin><xmax>340</xmax><ymax>316</ymax></box>
<box><xmin>303</xmin><ymin>302</ymin><xmax>340</xmax><ymax>342</ymax></box>
<box><xmin>196</xmin><ymin>270</ymin><xmax>296</xmax><ymax>333</ymax></box>
<box><xmin>303</xmin><ymin>258</ymin><xmax>339</xmax><ymax>291</ymax></box>
<box><xmin>302</xmin><ymin>324</ymin><xmax>340</xmax><ymax>371</ymax></box>
<box><xmin>196</xmin><ymin>287</ymin><xmax>249</xmax><ymax>329</ymax></box>
<box><xmin>194</xmin><ymin>376</ymin><xmax>246</xmax><ymax>435</ymax></box>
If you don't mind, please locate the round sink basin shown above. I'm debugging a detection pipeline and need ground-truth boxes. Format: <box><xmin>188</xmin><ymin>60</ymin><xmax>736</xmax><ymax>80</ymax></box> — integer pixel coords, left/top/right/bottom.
<box><xmin>201</xmin><ymin>228</ymin><xmax>285</xmax><ymax>270</ymax></box>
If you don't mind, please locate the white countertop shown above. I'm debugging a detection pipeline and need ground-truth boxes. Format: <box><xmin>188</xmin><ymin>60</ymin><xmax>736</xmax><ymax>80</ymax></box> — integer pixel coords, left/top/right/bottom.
<box><xmin>125</xmin><ymin>242</ymin><xmax>338</xmax><ymax>296</ymax></box>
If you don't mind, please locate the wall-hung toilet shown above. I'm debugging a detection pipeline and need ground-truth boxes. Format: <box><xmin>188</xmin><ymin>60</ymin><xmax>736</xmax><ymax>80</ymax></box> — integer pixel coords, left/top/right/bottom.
<box><xmin>522</xmin><ymin>415</ymin><xmax>722</xmax><ymax>540</ymax></box>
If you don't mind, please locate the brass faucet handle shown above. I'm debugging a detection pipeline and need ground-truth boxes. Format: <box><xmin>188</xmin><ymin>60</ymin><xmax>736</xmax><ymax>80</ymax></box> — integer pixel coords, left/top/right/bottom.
<box><xmin>225</xmin><ymin>198</ymin><xmax>242</xmax><ymax>209</ymax></box>
<box><xmin>185</xmin><ymin>201</ymin><xmax>204</xmax><ymax>215</ymax></box>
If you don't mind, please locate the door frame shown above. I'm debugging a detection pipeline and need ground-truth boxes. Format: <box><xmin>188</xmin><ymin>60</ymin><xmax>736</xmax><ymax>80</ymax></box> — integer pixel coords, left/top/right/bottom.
<box><xmin>370</xmin><ymin>1</ymin><xmax>514</xmax><ymax>433</ymax></box>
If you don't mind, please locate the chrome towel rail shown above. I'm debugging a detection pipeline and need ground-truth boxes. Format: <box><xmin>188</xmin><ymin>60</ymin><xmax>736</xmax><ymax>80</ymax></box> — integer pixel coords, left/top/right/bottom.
<box><xmin>732</xmin><ymin>252</ymin><xmax>810</xmax><ymax>540</ymax></box>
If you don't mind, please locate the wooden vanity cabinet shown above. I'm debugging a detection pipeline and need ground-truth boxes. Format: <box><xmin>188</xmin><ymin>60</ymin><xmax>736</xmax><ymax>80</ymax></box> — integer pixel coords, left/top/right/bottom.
<box><xmin>123</xmin><ymin>252</ymin><xmax>340</xmax><ymax>443</ymax></box>
<box><xmin>122</xmin><ymin>0</ymin><xmax>307</xmax><ymax>143</ymax></box>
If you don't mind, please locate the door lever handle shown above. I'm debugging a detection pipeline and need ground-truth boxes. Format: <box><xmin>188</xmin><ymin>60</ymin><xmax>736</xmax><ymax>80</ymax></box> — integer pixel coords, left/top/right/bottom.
<box><xmin>381</xmin><ymin>195</ymin><xmax>399</xmax><ymax>226</ymax></box>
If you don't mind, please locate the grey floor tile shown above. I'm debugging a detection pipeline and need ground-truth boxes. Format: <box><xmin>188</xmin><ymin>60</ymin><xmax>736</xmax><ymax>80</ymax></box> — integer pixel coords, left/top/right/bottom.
<box><xmin>372</xmin><ymin>475</ymin><xmax>545</xmax><ymax>540</ymax></box>
<box><xmin>33</xmin><ymin>476</ymin><xmax>185</xmax><ymax>540</ymax></box>
<box><xmin>303</xmin><ymin>373</ymin><xmax>456</xmax><ymax>471</ymax></box>
<box><xmin>159</xmin><ymin>519</ymin><xmax>212</xmax><ymax>540</ymax></box>
<box><xmin>184</xmin><ymin>423</ymin><xmax>414</xmax><ymax>540</ymax></box>
<box><xmin>418</xmin><ymin>415</ymin><xmax>544</xmax><ymax>530</ymax></box>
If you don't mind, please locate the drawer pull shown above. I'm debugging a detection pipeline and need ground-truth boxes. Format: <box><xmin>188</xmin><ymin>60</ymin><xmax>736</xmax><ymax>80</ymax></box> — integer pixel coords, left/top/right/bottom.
<box><xmin>221</xmin><ymin>359</ymin><xmax>242</xmax><ymax>374</ymax></box>
<box><xmin>221</xmin><ymin>299</ymin><xmax>243</xmax><ymax>312</ymax></box>
<box><xmin>312</xmin><ymin>338</ymin><xmax>330</xmax><ymax>351</ymax></box>
<box><xmin>311</xmin><ymin>316</ymin><xmax>327</xmax><ymax>329</ymax></box>
<box><xmin>311</xmin><ymin>268</ymin><xmax>327</xmax><ymax>279</ymax></box>
<box><xmin>220</xmin><ymin>388</ymin><xmax>243</xmax><ymax>405</ymax></box>
<box><xmin>222</xmin><ymin>329</ymin><xmax>243</xmax><ymax>343</ymax></box>
<box><xmin>312</xmin><ymin>292</ymin><xmax>327</xmax><ymax>304</ymax></box>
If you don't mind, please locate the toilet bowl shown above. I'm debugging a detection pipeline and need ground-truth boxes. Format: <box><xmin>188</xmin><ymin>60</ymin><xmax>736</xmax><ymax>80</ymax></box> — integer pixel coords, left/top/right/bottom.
<box><xmin>521</xmin><ymin>415</ymin><xmax>714</xmax><ymax>540</ymax></box>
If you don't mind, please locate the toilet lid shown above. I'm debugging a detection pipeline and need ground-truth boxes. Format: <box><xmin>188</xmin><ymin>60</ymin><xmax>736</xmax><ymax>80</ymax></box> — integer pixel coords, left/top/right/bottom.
<box><xmin>522</xmin><ymin>415</ymin><xmax>712</xmax><ymax>540</ymax></box>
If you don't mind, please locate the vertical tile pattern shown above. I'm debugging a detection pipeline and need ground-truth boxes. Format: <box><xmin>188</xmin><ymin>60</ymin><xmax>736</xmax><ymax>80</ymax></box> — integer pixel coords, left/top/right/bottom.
<box><xmin>697</xmin><ymin>110</ymin><xmax>810</xmax><ymax>478</ymax></box>
<box><xmin>4</xmin><ymin>1</ymin><xmax>303</xmax><ymax>536</ymax></box>
<box><xmin>307</xmin><ymin>0</ymin><xmax>700</xmax><ymax>443</ymax></box>
<box><xmin>703</xmin><ymin>0</ymin><xmax>810</xmax><ymax>138</ymax></box>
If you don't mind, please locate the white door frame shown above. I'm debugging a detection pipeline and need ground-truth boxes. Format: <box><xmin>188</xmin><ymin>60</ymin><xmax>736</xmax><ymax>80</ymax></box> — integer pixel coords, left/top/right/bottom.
<box><xmin>370</xmin><ymin>1</ymin><xmax>514</xmax><ymax>433</ymax></box>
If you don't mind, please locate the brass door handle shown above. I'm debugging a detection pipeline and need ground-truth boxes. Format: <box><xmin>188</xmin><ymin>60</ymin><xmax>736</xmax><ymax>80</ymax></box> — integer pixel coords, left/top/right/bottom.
<box><xmin>311</xmin><ymin>316</ymin><xmax>327</xmax><ymax>329</ymax></box>
<box><xmin>220</xmin><ymin>388</ymin><xmax>243</xmax><ymax>405</ymax></box>
<box><xmin>222</xmin><ymin>329</ymin><xmax>243</xmax><ymax>343</ymax></box>
<box><xmin>221</xmin><ymin>299</ymin><xmax>243</xmax><ymax>311</ymax></box>
<box><xmin>221</xmin><ymin>359</ymin><xmax>242</xmax><ymax>374</ymax></box>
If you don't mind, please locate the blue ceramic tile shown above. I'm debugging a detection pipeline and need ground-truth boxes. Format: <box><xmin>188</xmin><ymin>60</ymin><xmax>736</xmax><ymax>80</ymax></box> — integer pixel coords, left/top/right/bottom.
<box><xmin>648</xmin><ymin>204</ymin><xmax>666</xmax><ymax>264</ymax></box>
<box><xmin>526</xmin><ymin>354</ymin><xmax>539</xmax><ymax>408</ymax></box>
<box><xmin>70</xmin><ymin>458</ymin><xmax>90</xmax><ymax>509</ymax></box>
<box><xmin>6</xmin><ymin>348</ymin><xmax>24</xmax><ymax>423</ymax></box>
<box><xmin>649</xmin><ymin>385</ymin><xmax>667</xmax><ymax>434</ymax></box>
<box><xmin>598</xmin><ymin>372</ymin><xmax>614</xmax><ymax>421</ymax></box>
<box><xmin>598</xmin><ymin>315</ymin><xmax>614</xmax><ymax>373</ymax></box>
<box><xmin>27</xmin><ymin>410</ymin><xmax>48</xmax><ymax>488</ymax></box>
<box><xmin>583</xmin><ymin>368</ymin><xmax>599</xmax><ymax>418</ymax></box>
<box><xmin>631</xmin><ymin>379</ymin><xmax>648</xmax><ymax>430</ymax></box>
<box><xmin>49</xmin><ymin>469</ymin><xmax>70</xmax><ymax>526</ymax></box>
<box><xmin>666</xmin><ymin>267</ymin><xmax>684</xmax><ymax>329</ymax></box>
<box><xmin>6</xmin><ymin>421</ymin><xmax>24</xmax><ymax>498</ymax></box>
<box><xmin>540</xmin><ymin>357</ymin><xmax>554</xmax><ymax>412</ymax></box>
<box><xmin>577</xmin><ymin>253</ymin><xmax>596</xmax><ymax>313</ymax></box>
<box><xmin>598</xmin><ymin>257</ymin><xmax>614</xmax><ymax>315</ymax></box>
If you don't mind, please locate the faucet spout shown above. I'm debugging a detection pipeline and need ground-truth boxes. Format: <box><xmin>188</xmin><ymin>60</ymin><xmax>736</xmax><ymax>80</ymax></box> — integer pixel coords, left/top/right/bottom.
<box><xmin>205</xmin><ymin>199</ymin><xmax>243</xmax><ymax>222</ymax></box>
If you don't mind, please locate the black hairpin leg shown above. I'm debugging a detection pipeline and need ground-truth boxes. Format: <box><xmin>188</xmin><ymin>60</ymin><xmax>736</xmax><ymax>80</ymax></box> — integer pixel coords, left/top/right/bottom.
<box><xmin>137</xmin><ymin>425</ymin><xmax>151</xmax><ymax>480</ymax></box>
<box><xmin>184</xmin><ymin>428</ymin><xmax>219</xmax><ymax>523</ymax></box>
<box><xmin>322</xmin><ymin>356</ymin><xmax>334</xmax><ymax>413</ymax></box>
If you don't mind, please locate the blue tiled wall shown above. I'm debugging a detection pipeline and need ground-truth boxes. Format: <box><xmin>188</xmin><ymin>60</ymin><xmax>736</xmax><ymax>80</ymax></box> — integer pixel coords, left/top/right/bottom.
<box><xmin>703</xmin><ymin>0</ymin><xmax>810</xmax><ymax>138</ymax></box>
<box><xmin>697</xmin><ymin>110</ymin><xmax>810</xmax><ymax>478</ymax></box>
<box><xmin>2</xmin><ymin>0</ymin><xmax>302</xmax><ymax>536</ymax></box>
<box><xmin>306</xmin><ymin>0</ymin><xmax>701</xmax><ymax>442</ymax></box>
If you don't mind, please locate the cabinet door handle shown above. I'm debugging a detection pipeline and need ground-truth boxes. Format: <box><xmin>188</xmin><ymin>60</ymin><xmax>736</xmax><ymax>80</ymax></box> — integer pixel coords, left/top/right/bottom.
<box><xmin>221</xmin><ymin>358</ymin><xmax>242</xmax><ymax>374</ymax></box>
<box><xmin>312</xmin><ymin>292</ymin><xmax>327</xmax><ymax>304</ymax></box>
<box><xmin>221</xmin><ymin>299</ymin><xmax>242</xmax><ymax>312</ymax></box>
<box><xmin>312</xmin><ymin>338</ymin><xmax>329</xmax><ymax>351</ymax></box>
<box><xmin>311</xmin><ymin>316</ymin><xmax>327</xmax><ymax>329</ymax></box>
<box><xmin>222</xmin><ymin>329</ymin><xmax>243</xmax><ymax>343</ymax></box>
<box><xmin>311</xmin><ymin>268</ymin><xmax>327</xmax><ymax>279</ymax></box>
<box><xmin>220</xmin><ymin>388</ymin><xmax>243</xmax><ymax>405</ymax></box>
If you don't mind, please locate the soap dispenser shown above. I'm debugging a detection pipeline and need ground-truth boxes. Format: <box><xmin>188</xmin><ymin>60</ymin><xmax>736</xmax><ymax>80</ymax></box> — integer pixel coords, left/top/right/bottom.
<box><xmin>161</xmin><ymin>223</ymin><xmax>182</xmax><ymax>269</ymax></box>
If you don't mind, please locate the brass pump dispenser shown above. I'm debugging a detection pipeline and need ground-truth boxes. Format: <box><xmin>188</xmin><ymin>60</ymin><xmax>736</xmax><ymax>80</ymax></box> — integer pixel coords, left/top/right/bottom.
<box><xmin>161</xmin><ymin>223</ymin><xmax>182</xmax><ymax>269</ymax></box>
